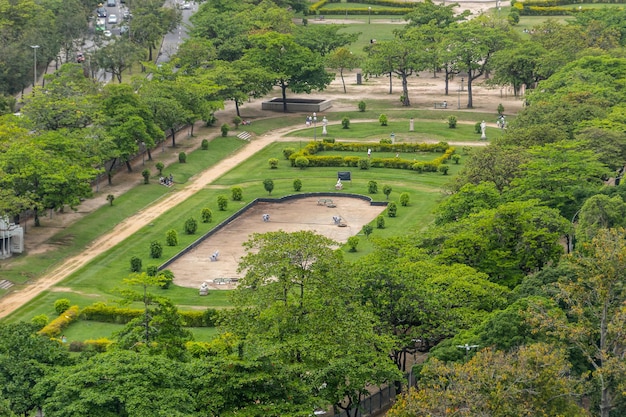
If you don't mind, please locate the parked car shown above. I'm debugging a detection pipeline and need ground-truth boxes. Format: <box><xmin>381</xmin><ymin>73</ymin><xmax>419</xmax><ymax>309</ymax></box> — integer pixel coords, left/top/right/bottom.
<box><xmin>106</xmin><ymin>0</ymin><xmax>115</xmax><ymax>7</ymax></box>
<box><xmin>120</xmin><ymin>25</ymin><xmax>129</xmax><ymax>35</ymax></box>
<box><xmin>108</xmin><ymin>14</ymin><xmax>117</xmax><ymax>24</ymax></box>
<box><xmin>103</xmin><ymin>30</ymin><xmax>112</xmax><ymax>37</ymax></box>
<box><xmin>123</xmin><ymin>10</ymin><xmax>131</xmax><ymax>20</ymax></box>
<box><xmin>97</xmin><ymin>7</ymin><xmax>107</xmax><ymax>17</ymax></box>
<box><xmin>182</xmin><ymin>2</ymin><xmax>191</xmax><ymax>9</ymax></box>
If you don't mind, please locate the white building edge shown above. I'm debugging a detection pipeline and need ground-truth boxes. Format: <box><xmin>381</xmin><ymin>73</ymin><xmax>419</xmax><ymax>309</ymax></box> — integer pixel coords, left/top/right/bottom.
<box><xmin>0</xmin><ymin>216</ymin><xmax>24</xmax><ymax>259</ymax></box>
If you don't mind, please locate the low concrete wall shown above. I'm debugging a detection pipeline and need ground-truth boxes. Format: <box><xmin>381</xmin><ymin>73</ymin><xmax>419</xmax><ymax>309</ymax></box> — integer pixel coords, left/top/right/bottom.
<box><xmin>262</xmin><ymin>98</ymin><xmax>333</xmax><ymax>112</ymax></box>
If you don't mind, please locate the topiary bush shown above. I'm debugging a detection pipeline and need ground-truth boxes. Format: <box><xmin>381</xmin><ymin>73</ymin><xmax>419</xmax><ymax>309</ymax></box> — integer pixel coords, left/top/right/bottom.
<box><xmin>142</xmin><ymin>169</ymin><xmax>150</xmax><ymax>184</ymax></box>
<box><xmin>283</xmin><ymin>147</ymin><xmax>296</xmax><ymax>160</ymax></box>
<box><xmin>383</xmin><ymin>185</ymin><xmax>392</xmax><ymax>200</ymax></box>
<box><xmin>159</xmin><ymin>269</ymin><xmax>174</xmax><ymax>289</ymax></box>
<box><xmin>358</xmin><ymin>100</ymin><xmax>366</xmax><ymax>112</ymax></box>
<box><xmin>233</xmin><ymin>116</ymin><xmax>242</xmax><ymax>129</ymax></box>
<box><xmin>362</xmin><ymin>224</ymin><xmax>373</xmax><ymax>238</ymax></box>
<box><xmin>201</xmin><ymin>139</ymin><xmax>209</xmax><ymax>150</ymax></box>
<box><xmin>359</xmin><ymin>158</ymin><xmax>371</xmax><ymax>170</ymax></box>
<box><xmin>263</xmin><ymin>179</ymin><xmax>274</xmax><ymax>195</ymax></box>
<box><xmin>130</xmin><ymin>256</ymin><xmax>142</xmax><ymax>272</ymax></box>
<box><xmin>179</xmin><ymin>152</ymin><xmax>187</xmax><ymax>163</ymax></box>
<box><xmin>293</xmin><ymin>178</ymin><xmax>302</xmax><ymax>191</ymax></box>
<box><xmin>448</xmin><ymin>115</ymin><xmax>457</xmax><ymax>128</ymax></box>
<box><xmin>379</xmin><ymin>113</ymin><xmax>388</xmax><ymax>126</ymax></box>
<box><xmin>451</xmin><ymin>154</ymin><xmax>461</xmax><ymax>164</ymax></box>
<box><xmin>474</xmin><ymin>122</ymin><xmax>482</xmax><ymax>134</ymax></box>
<box><xmin>221</xmin><ymin>123</ymin><xmax>229</xmax><ymax>137</ymax></box>
<box><xmin>217</xmin><ymin>195</ymin><xmax>228</xmax><ymax>211</ymax></box>
<box><xmin>400</xmin><ymin>192</ymin><xmax>410</xmax><ymax>207</ymax></box>
<box><xmin>201</xmin><ymin>208</ymin><xmax>213</xmax><ymax>223</ymax></box>
<box><xmin>295</xmin><ymin>156</ymin><xmax>309</xmax><ymax>169</ymax></box>
<box><xmin>347</xmin><ymin>236</ymin><xmax>359</xmax><ymax>252</ymax></box>
<box><xmin>387</xmin><ymin>201</ymin><xmax>398</xmax><ymax>217</ymax></box>
<box><xmin>54</xmin><ymin>298</ymin><xmax>71</xmax><ymax>315</ymax></box>
<box><xmin>147</xmin><ymin>265</ymin><xmax>158</xmax><ymax>276</ymax></box>
<box><xmin>231</xmin><ymin>186</ymin><xmax>243</xmax><ymax>201</ymax></box>
<box><xmin>166</xmin><ymin>229</ymin><xmax>178</xmax><ymax>246</ymax></box>
<box><xmin>150</xmin><ymin>240</ymin><xmax>163</xmax><ymax>259</ymax></box>
<box><xmin>156</xmin><ymin>162</ymin><xmax>165</xmax><ymax>175</ymax></box>
<box><xmin>31</xmin><ymin>314</ymin><xmax>49</xmax><ymax>329</ymax></box>
<box><xmin>341</xmin><ymin>116</ymin><xmax>350</xmax><ymax>129</ymax></box>
<box><xmin>376</xmin><ymin>215</ymin><xmax>385</xmax><ymax>229</ymax></box>
<box><xmin>368</xmin><ymin>180</ymin><xmax>378</xmax><ymax>194</ymax></box>
<box><xmin>106</xmin><ymin>194</ymin><xmax>115</xmax><ymax>206</ymax></box>
<box><xmin>438</xmin><ymin>165</ymin><xmax>450</xmax><ymax>175</ymax></box>
<box><xmin>268</xmin><ymin>158</ymin><xmax>279</xmax><ymax>169</ymax></box>
<box><xmin>184</xmin><ymin>217</ymin><xmax>198</xmax><ymax>234</ymax></box>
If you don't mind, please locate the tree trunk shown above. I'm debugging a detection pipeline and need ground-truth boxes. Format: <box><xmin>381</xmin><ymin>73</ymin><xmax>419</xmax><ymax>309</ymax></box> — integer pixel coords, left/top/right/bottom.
<box><xmin>340</xmin><ymin>69</ymin><xmax>346</xmax><ymax>93</ymax></box>
<box><xmin>388</xmin><ymin>71</ymin><xmax>392</xmax><ymax>94</ymax></box>
<box><xmin>170</xmin><ymin>128</ymin><xmax>176</xmax><ymax>147</ymax></box>
<box><xmin>401</xmin><ymin>73</ymin><xmax>410</xmax><ymax>106</ymax></box>
<box><xmin>467</xmin><ymin>75</ymin><xmax>474</xmax><ymax>108</ymax></box>
<box><xmin>147</xmin><ymin>149</ymin><xmax>153</xmax><ymax>161</ymax></box>
<box><xmin>281</xmin><ymin>80</ymin><xmax>288</xmax><ymax>113</ymax></box>
<box><xmin>125</xmin><ymin>160</ymin><xmax>132</xmax><ymax>172</ymax></box>
<box><xmin>235</xmin><ymin>100</ymin><xmax>241</xmax><ymax>117</ymax></box>
<box><xmin>107</xmin><ymin>157</ymin><xmax>117</xmax><ymax>185</ymax></box>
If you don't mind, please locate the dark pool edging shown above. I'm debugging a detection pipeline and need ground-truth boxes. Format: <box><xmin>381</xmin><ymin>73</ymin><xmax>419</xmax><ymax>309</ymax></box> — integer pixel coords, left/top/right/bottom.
<box><xmin>159</xmin><ymin>193</ymin><xmax>387</xmax><ymax>271</ymax></box>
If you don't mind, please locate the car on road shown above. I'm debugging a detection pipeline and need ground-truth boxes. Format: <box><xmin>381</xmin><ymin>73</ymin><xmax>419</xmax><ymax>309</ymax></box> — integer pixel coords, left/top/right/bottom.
<box><xmin>182</xmin><ymin>2</ymin><xmax>191</xmax><ymax>9</ymax></box>
<box><xmin>106</xmin><ymin>0</ymin><xmax>115</xmax><ymax>6</ymax></box>
<box><xmin>97</xmin><ymin>7</ymin><xmax>107</xmax><ymax>17</ymax></box>
<box><xmin>108</xmin><ymin>14</ymin><xmax>117</xmax><ymax>24</ymax></box>
<box><xmin>120</xmin><ymin>25</ymin><xmax>129</xmax><ymax>35</ymax></box>
<box><xmin>123</xmin><ymin>10</ymin><xmax>131</xmax><ymax>19</ymax></box>
<box><xmin>103</xmin><ymin>30</ymin><xmax>112</xmax><ymax>37</ymax></box>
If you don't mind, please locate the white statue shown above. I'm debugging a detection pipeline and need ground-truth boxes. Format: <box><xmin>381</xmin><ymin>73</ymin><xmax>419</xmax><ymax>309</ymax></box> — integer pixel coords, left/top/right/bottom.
<box><xmin>335</xmin><ymin>178</ymin><xmax>342</xmax><ymax>190</ymax></box>
<box><xmin>480</xmin><ymin>120</ymin><xmax>487</xmax><ymax>139</ymax></box>
<box><xmin>322</xmin><ymin>117</ymin><xmax>328</xmax><ymax>136</ymax></box>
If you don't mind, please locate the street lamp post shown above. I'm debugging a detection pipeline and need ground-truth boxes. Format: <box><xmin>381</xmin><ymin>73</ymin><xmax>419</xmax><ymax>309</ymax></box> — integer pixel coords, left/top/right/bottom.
<box><xmin>141</xmin><ymin>141</ymin><xmax>146</xmax><ymax>165</ymax></box>
<box><xmin>30</xmin><ymin>45</ymin><xmax>40</xmax><ymax>91</ymax></box>
<box><xmin>368</xmin><ymin>7</ymin><xmax>371</xmax><ymax>24</ymax></box>
<box><xmin>461</xmin><ymin>77</ymin><xmax>464</xmax><ymax>92</ymax></box>
<box><xmin>313</xmin><ymin>112</ymin><xmax>317</xmax><ymax>141</ymax></box>
<box><xmin>457</xmin><ymin>343</ymin><xmax>479</xmax><ymax>362</ymax></box>
<box><xmin>457</xmin><ymin>83</ymin><xmax>461</xmax><ymax>109</ymax></box>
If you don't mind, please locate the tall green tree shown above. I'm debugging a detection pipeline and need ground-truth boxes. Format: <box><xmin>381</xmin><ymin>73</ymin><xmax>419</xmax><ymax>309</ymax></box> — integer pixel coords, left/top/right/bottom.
<box><xmin>244</xmin><ymin>32</ymin><xmax>334</xmax><ymax>112</ymax></box>
<box><xmin>529</xmin><ymin>228</ymin><xmax>626</xmax><ymax>417</ymax></box>
<box><xmin>326</xmin><ymin>47</ymin><xmax>360</xmax><ymax>94</ymax></box>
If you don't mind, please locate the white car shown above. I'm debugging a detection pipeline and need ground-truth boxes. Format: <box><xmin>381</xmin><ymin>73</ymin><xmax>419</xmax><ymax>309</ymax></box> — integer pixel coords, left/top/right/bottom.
<box><xmin>103</xmin><ymin>30</ymin><xmax>112</xmax><ymax>37</ymax></box>
<box><xmin>182</xmin><ymin>2</ymin><xmax>191</xmax><ymax>9</ymax></box>
<box><xmin>108</xmin><ymin>14</ymin><xmax>117</xmax><ymax>24</ymax></box>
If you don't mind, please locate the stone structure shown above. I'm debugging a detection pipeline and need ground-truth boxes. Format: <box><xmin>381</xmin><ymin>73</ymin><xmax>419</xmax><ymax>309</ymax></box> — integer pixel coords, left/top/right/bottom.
<box><xmin>261</xmin><ymin>98</ymin><xmax>333</xmax><ymax>112</ymax></box>
<box><xmin>0</xmin><ymin>216</ymin><xmax>24</xmax><ymax>259</ymax></box>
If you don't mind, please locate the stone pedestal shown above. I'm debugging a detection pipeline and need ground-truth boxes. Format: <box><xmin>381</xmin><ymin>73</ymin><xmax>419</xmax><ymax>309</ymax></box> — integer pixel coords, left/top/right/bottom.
<box><xmin>409</xmin><ymin>118</ymin><xmax>414</xmax><ymax>131</ymax></box>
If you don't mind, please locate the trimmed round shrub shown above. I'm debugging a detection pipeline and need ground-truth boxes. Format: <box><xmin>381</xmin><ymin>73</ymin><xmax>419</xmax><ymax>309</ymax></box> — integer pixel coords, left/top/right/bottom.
<box><xmin>179</xmin><ymin>152</ymin><xmax>187</xmax><ymax>163</ymax></box>
<box><xmin>451</xmin><ymin>154</ymin><xmax>461</xmax><ymax>164</ymax></box>
<box><xmin>233</xmin><ymin>116</ymin><xmax>242</xmax><ymax>128</ymax></box>
<box><xmin>184</xmin><ymin>217</ymin><xmax>198</xmax><ymax>234</ymax></box>
<box><xmin>31</xmin><ymin>314</ymin><xmax>49</xmax><ymax>329</ymax></box>
<box><xmin>368</xmin><ymin>180</ymin><xmax>378</xmax><ymax>194</ymax></box>
<box><xmin>383</xmin><ymin>185</ymin><xmax>392</xmax><ymax>200</ymax></box>
<box><xmin>341</xmin><ymin>116</ymin><xmax>350</xmax><ymax>129</ymax></box>
<box><xmin>231</xmin><ymin>186</ymin><xmax>243</xmax><ymax>201</ymax></box>
<box><xmin>283</xmin><ymin>147</ymin><xmax>296</xmax><ymax>160</ymax></box>
<box><xmin>54</xmin><ymin>299</ymin><xmax>71</xmax><ymax>315</ymax></box>
<box><xmin>387</xmin><ymin>201</ymin><xmax>398</xmax><ymax>217</ymax></box>
<box><xmin>156</xmin><ymin>162</ymin><xmax>164</xmax><ymax>175</ymax></box>
<box><xmin>347</xmin><ymin>236</ymin><xmax>359</xmax><ymax>252</ymax></box>
<box><xmin>159</xmin><ymin>269</ymin><xmax>174</xmax><ymax>289</ymax></box>
<box><xmin>263</xmin><ymin>178</ymin><xmax>274</xmax><ymax>195</ymax></box>
<box><xmin>201</xmin><ymin>208</ymin><xmax>213</xmax><ymax>223</ymax></box>
<box><xmin>439</xmin><ymin>165</ymin><xmax>450</xmax><ymax>175</ymax></box>
<box><xmin>359</xmin><ymin>158</ymin><xmax>371</xmax><ymax>170</ymax></box>
<box><xmin>141</xmin><ymin>169</ymin><xmax>150</xmax><ymax>184</ymax></box>
<box><xmin>295</xmin><ymin>156</ymin><xmax>309</xmax><ymax>169</ymax></box>
<box><xmin>150</xmin><ymin>240</ymin><xmax>163</xmax><ymax>259</ymax></box>
<box><xmin>217</xmin><ymin>195</ymin><xmax>228</xmax><ymax>211</ymax></box>
<box><xmin>376</xmin><ymin>215</ymin><xmax>385</xmax><ymax>229</ymax></box>
<box><xmin>379</xmin><ymin>113</ymin><xmax>388</xmax><ymax>126</ymax></box>
<box><xmin>147</xmin><ymin>265</ymin><xmax>158</xmax><ymax>276</ymax></box>
<box><xmin>221</xmin><ymin>123</ymin><xmax>229</xmax><ymax>137</ymax></box>
<box><xmin>474</xmin><ymin>122</ymin><xmax>482</xmax><ymax>134</ymax></box>
<box><xmin>362</xmin><ymin>224</ymin><xmax>373</xmax><ymax>238</ymax></box>
<box><xmin>130</xmin><ymin>256</ymin><xmax>142</xmax><ymax>272</ymax></box>
<box><xmin>400</xmin><ymin>192</ymin><xmax>410</xmax><ymax>207</ymax></box>
<box><xmin>166</xmin><ymin>229</ymin><xmax>178</xmax><ymax>246</ymax></box>
<box><xmin>358</xmin><ymin>100</ymin><xmax>366</xmax><ymax>112</ymax></box>
<box><xmin>447</xmin><ymin>115</ymin><xmax>457</xmax><ymax>128</ymax></box>
<box><xmin>201</xmin><ymin>139</ymin><xmax>209</xmax><ymax>150</ymax></box>
<box><xmin>293</xmin><ymin>178</ymin><xmax>302</xmax><ymax>191</ymax></box>
<box><xmin>268</xmin><ymin>158</ymin><xmax>279</xmax><ymax>169</ymax></box>
<box><xmin>106</xmin><ymin>194</ymin><xmax>115</xmax><ymax>206</ymax></box>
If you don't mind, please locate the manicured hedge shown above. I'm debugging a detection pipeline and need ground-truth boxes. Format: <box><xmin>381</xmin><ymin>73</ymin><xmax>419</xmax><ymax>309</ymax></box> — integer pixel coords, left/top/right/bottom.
<box><xmin>38</xmin><ymin>305</ymin><xmax>80</xmax><ymax>337</ymax></box>
<box><xmin>79</xmin><ymin>302</ymin><xmax>220</xmax><ymax>327</ymax></box>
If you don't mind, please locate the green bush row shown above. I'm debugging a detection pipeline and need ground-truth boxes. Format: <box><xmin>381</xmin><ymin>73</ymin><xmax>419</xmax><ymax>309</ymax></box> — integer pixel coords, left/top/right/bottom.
<box><xmin>346</xmin><ymin>0</ymin><xmax>418</xmax><ymax>7</ymax></box>
<box><xmin>38</xmin><ymin>305</ymin><xmax>80</xmax><ymax>337</ymax></box>
<box><xmin>69</xmin><ymin>338</ymin><xmax>114</xmax><ymax>353</ymax></box>
<box><xmin>308</xmin><ymin>0</ymin><xmax>334</xmax><ymax>13</ymax></box>
<box><xmin>514</xmin><ymin>0</ymin><xmax>626</xmax><ymax>5</ymax></box>
<box><xmin>314</xmin><ymin>7</ymin><xmax>413</xmax><ymax>15</ymax></box>
<box><xmin>513</xmin><ymin>2</ymin><xmax>584</xmax><ymax>14</ymax></box>
<box><xmin>79</xmin><ymin>302</ymin><xmax>220</xmax><ymax>327</ymax></box>
<box><xmin>301</xmin><ymin>141</ymin><xmax>450</xmax><ymax>154</ymax></box>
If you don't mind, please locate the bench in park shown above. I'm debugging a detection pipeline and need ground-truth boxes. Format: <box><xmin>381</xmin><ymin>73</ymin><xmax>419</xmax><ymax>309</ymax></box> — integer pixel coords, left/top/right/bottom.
<box><xmin>434</xmin><ymin>102</ymin><xmax>448</xmax><ymax>109</ymax></box>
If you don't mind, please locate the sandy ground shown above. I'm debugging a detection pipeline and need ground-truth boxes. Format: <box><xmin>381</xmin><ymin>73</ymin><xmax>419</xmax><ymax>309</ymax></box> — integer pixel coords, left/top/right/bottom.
<box><xmin>169</xmin><ymin>196</ymin><xmax>386</xmax><ymax>290</ymax></box>
<box><xmin>0</xmin><ymin>13</ymin><xmax>525</xmax><ymax>318</ymax></box>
